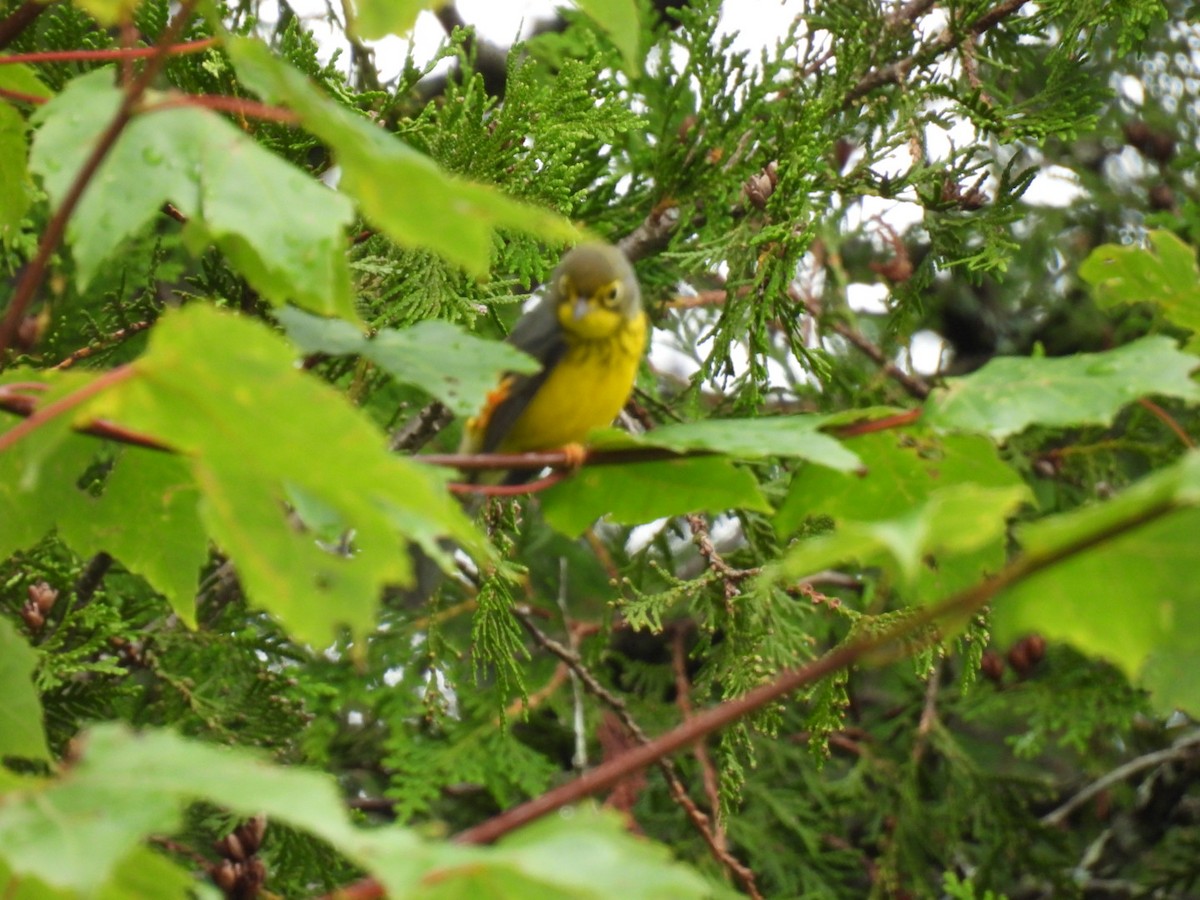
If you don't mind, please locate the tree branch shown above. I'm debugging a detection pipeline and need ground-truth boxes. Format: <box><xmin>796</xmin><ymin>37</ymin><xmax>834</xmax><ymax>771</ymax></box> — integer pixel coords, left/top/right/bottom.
<box><xmin>1041</xmin><ymin>730</ymin><xmax>1200</xmax><ymax>827</ymax></box>
<box><xmin>452</xmin><ymin>490</ymin><xmax>1179</xmax><ymax>845</ymax></box>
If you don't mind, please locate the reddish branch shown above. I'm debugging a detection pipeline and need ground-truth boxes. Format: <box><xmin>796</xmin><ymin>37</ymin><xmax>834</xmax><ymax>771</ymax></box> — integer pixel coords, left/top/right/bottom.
<box><xmin>1138</xmin><ymin>397</ymin><xmax>1195</xmax><ymax>448</ymax></box>
<box><xmin>0</xmin><ymin>86</ymin><xmax>46</xmax><ymax>104</ymax></box>
<box><xmin>0</xmin><ymin>37</ymin><xmax>217</xmax><ymax>66</ymax></box>
<box><xmin>54</xmin><ymin>320</ymin><xmax>151</xmax><ymax>369</ymax></box>
<box><xmin>0</xmin><ymin>1</ymin><xmax>200</xmax><ymax>356</ymax></box>
<box><xmin>0</xmin><ymin>366</ymin><xmax>138</xmax><ymax>454</ymax></box>
<box><xmin>789</xmin><ymin>285</ymin><xmax>932</xmax><ymax>400</ymax></box>
<box><xmin>149</xmin><ymin>93</ymin><xmax>300</xmax><ymax>125</ymax></box>
<box><xmin>1</xmin><ymin>375</ymin><xmax>922</xmax><ymax>480</ymax></box>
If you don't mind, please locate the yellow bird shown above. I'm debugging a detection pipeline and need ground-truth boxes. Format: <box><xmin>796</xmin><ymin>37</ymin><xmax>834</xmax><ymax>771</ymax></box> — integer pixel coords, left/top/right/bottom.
<box><xmin>461</xmin><ymin>243</ymin><xmax>646</xmax><ymax>479</ymax></box>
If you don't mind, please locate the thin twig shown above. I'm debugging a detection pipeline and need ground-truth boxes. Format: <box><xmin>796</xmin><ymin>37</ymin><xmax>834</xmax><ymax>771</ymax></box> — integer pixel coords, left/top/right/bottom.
<box><xmin>671</xmin><ymin>628</ymin><xmax>725</xmax><ymax>850</ymax></box>
<box><xmin>512</xmin><ymin>605</ymin><xmax>763</xmax><ymax>898</ymax></box>
<box><xmin>911</xmin><ymin>660</ymin><xmax>941</xmax><ymax>765</ymax></box>
<box><xmin>448</xmin><ymin>468</ymin><xmax>570</xmax><ymax>497</ymax></box>
<box><xmin>1041</xmin><ymin>730</ymin><xmax>1200</xmax><ymax>827</ymax></box>
<box><xmin>556</xmin><ymin>558</ymin><xmax>588</xmax><ymax>771</ymax></box>
<box><xmin>0</xmin><ymin>86</ymin><xmax>46</xmax><ymax>104</ymax></box>
<box><xmin>790</xmin><ymin>284</ymin><xmax>932</xmax><ymax>400</ymax></box>
<box><xmin>389</xmin><ymin>401</ymin><xmax>452</xmax><ymax>452</ymax></box>
<box><xmin>54</xmin><ymin>321</ymin><xmax>151</xmax><ymax>369</ymax></box>
<box><xmin>1138</xmin><ymin>397</ymin><xmax>1194</xmax><ymax>448</ymax></box>
<box><xmin>0</xmin><ymin>37</ymin><xmax>217</xmax><ymax>66</ymax></box>
<box><xmin>844</xmin><ymin>0</ymin><xmax>1030</xmax><ymax>106</ymax></box>
<box><xmin>148</xmin><ymin>92</ymin><xmax>300</xmax><ymax>124</ymax></box>
<box><xmin>0</xmin><ymin>382</ymin><xmax>171</xmax><ymax>451</ymax></box>
<box><xmin>686</xmin><ymin>513</ymin><xmax>759</xmax><ymax>600</ymax></box>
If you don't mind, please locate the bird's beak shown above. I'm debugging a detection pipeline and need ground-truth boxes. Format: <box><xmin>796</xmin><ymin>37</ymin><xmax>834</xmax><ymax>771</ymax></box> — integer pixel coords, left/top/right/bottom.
<box><xmin>572</xmin><ymin>295</ymin><xmax>591</xmax><ymax>321</ymax></box>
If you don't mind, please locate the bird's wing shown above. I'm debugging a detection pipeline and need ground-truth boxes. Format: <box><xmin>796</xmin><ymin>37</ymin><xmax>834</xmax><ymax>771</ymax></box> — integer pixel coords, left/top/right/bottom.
<box><xmin>477</xmin><ymin>298</ymin><xmax>568</xmax><ymax>454</ymax></box>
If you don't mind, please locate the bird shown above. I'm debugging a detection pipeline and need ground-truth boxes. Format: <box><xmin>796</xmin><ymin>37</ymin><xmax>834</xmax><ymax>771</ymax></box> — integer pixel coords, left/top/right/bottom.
<box><xmin>396</xmin><ymin>243</ymin><xmax>645</xmax><ymax>604</ymax></box>
<box><xmin>460</xmin><ymin>242</ymin><xmax>646</xmax><ymax>482</ymax></box>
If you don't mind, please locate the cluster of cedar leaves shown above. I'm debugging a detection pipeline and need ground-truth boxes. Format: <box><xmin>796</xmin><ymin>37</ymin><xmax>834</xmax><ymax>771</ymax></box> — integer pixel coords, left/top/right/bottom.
<box><xmin>4</xmin><ymin>0</ymin><xmax>1198</xmax><ymax>897</ymax></box>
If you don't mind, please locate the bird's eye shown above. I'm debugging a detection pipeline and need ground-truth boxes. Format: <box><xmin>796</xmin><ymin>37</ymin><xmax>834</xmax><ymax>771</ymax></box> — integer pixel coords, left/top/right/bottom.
<box><xmin>600</xmin><ymin>283</ymin><xmax>621</xmax><ymax>307</ymax></box>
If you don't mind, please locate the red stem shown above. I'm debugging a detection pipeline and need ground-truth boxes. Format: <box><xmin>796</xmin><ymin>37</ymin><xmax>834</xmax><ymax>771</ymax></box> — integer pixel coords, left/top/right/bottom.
<box><xmin>0</xmin><ymin>86</ymin><xmax>46</xmax><ymax>104</ymax></box>
<box><xmin>0</xmin><ymin>365</ymin><xmax>137</xmax><ymax>454</ymax></box>
<box><xmin>0</xmin><ymin>37</ymin><xmax>217</xmax><ymax>66</ymax></box>
<box><xmin>148</xmin><ymin>93</ymin><xmax>300</xmax><ymax>124</ymax></box>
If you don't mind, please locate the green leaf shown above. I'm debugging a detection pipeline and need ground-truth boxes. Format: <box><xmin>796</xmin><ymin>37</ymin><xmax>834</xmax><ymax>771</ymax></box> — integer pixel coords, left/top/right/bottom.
<box><xmin>775</xmin><ymin>430</ymin><xmax>1029</xmax><ymax>600</ymax></box>
<box><xmin>60</xmin><ymin>449</ymin><xmax>207</xmax><ymax>628</ymax></box>
<box><xmin>484</xmin><ymin>807</ymin><xmax>712</xmax><ymax>899</ymax></box>
<box><xmin>97</xmin><ymin>846</ymin><xmax>197</xmax><ymax>900</ymax></box>
<box><xmin>0</xmin><ymin>398</ymin><xmax>102</xmax><ymax>558</ymax></box>
<box><xmin>764</xmin><ymin>483</ymin><xmax>1029</xmax><ymax>589</ymax></box>
<box><xmin>0</xmin><ymin>61</ymin><xmax>53</xmax><ymax>101</ymax></box>
<box><xmin>574</xmin><ymin>0</ymin><xmax>642</xmax><ymax>75</ymax></box>
<box><xmin>29</xmin><ymin>69</ymin><xmax>358</xmax><ymax>320</ymax></box>
<box><xmin>0</xmin><ymin>725</ymin><xmax>711</xmax><ymax>897</ymax></box>
<box><xmin>540</xmin><ymin>456</ymin><xmax>770</xmax><ymax>537</ymax></box>
<box><xmin>0</xmin><ymin>620</ymin><xmax>50</xmax><ymax>762</ymax></box>
<box><xmin>775</xmin><ymin>430</ymin><xmax>1025</xmax><ymax>535</ymax></box>
<box><xmin>0</xmin><ymin>723</ymin><xmax>412</xmax><ymax>892</ymax></box>
<box><xmin>225</xmin><ymin>38</ymin><xmax>581</xmax><ymax>277</ymax></box>
<box><xmin>80</xmin><ymin>305</ymin><xmax>484</xmax><ymax>648</ymax></box>
<box><xmin>276</xmin><ymin>307</ymin><xmax>540</xmax><ymax>416</ymax></box>
<box><xmin>1080</xmin><ymin>230</ymin><xmax>1200</xmax><ymax>350</ymax></box>
<box><xmin>994</xmin><ymin>451</ymin><xmax>1200</xmax><ymax>716</ymax></box>
<box><xmin>0</xmin><ymin>102</ymin><xmax>32</xmax><ymax>236</ymax></box>
<box><xmin>925</xmin><ymin>335</ymin><xmax>1200</xmax><ymax>439</ymax></box>
<box><xmin>348</xmin><ymin>0</ymin><xmax>441</xmax><ymax>40</ymax></box>
<box><xmin>0</xmin><ymin>857</ymin><xmax>70</xmax><ymax>900</ymax></box>
<box><xmin>632</xmin><ymin>415</ymin><xmax>861</xmax><ymax>471</ymax></box>
<box><xmin>1</xmin><ymin>384</ymin><xmax>206</xmax><ymax>623</ymax></box>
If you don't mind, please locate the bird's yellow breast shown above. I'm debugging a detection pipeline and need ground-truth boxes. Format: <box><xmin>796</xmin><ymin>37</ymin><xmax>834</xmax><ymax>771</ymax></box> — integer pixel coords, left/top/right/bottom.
<box><xmin>496</xmin><ymin>311</ymin><xmax>647</xmax><ymax>453</ymax></box>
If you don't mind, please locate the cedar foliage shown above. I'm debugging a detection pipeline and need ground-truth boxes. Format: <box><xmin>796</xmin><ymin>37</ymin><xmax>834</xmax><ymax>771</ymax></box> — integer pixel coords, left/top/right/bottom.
<box><xmin>2</xmin><ymin>1</ymin><xmax>1199</xmax><ymax>898</ymax></box>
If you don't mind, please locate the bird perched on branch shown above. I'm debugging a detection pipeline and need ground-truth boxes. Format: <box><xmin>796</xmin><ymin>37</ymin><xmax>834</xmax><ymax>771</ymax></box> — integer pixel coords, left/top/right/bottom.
<box><xmin>398</xmin><ymin>243</ymin><xmax>645</xmax><ymax>604</ymax></box>
<box><xmin>461</xmin><ymin>242</ymin><xmax>646</xmax><ymax>482</ymax></box>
